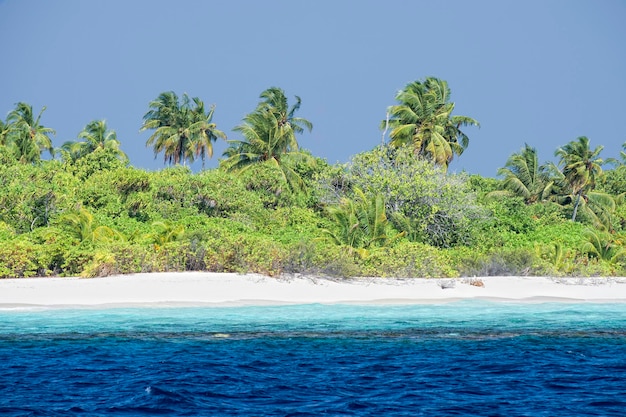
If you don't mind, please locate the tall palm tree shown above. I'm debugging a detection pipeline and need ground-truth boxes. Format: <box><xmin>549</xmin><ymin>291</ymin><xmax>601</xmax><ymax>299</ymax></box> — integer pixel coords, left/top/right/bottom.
<box><xmin>221</xmin><ymin>87</ymin><xmax>313</xmax><ymax>190</ymax></box>
<box><xmin>385</xmin><ymin>77</ymin><xmax>479</xmax><ymax>170</ymax></box>
<box><xmin>497</xmin><ymin>144</ymin><xmax>555</xmax><ymax>204</ymax></box>
<box><xmin>187</xmin><ymin>98</ymin><xmax>225</xmax><ymax>167</ymax></box>
<box><xmin>60</xmin><ymin>120</ymin><xmax>127</xmax><ymax>161</ymax></box>
<box><xmin>6</xmin><ymin>102</ymin><xmax>55</xmax><ymax>163</ymax></box>
<box><xmin>555</xmin><ymin>136</ymin><xmax>607</xmax><ymax>221</ymax></box>
<box><xmin>542</xmin><ymin>160</ymin><xmax>616</xmax><ymax>230</ymax></box>
<box><xmin>258</xmin><ymin>87</ymin><xmax>313</xmax><ymax>135</ymax></box>
<box><xmin>140</xmin><ymin>91</ymin><xmax>225</xmax><ymax>166</ymax></box>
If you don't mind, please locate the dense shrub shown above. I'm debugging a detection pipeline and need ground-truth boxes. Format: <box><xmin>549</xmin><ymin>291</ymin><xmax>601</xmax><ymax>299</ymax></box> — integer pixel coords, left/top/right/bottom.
<box><xmin>282</xmin><ymin>240</ymin><xmax>361</xmax><ymax>278</ymax></box>
<box><xmin>317</xmin><ymin>146</ymin><xmax>485</xmax><ymax>247</ymax></box>
<box><xmin>0</xmin><ymin>162</ymin><xmax>79</xmax><ymax>233</ymax></box>
<box><xmin>0</xmin><ymin>152</ymin><xmax>623</xmax><ymax>278</ymax></box>
<box><xmin>452</xmin><ymin>247</ymin><xmax>548</xmax><ymax>277</ymax></box>
<box><xmin>0</xmin><ymin>239</ymin><xmax>39</xmax><ymax>278</ymax></box>
<box><xmin>359</xmin><ymin>241</ymin><xmax>458</xmax><ymax>278</ymax></box>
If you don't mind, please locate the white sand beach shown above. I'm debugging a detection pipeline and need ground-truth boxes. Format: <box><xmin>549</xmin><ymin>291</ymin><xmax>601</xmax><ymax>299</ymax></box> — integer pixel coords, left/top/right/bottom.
<box><xmin>1</xmin><ymin>272</ymin><xmax>626</xmax><ymax>308</ymax></box>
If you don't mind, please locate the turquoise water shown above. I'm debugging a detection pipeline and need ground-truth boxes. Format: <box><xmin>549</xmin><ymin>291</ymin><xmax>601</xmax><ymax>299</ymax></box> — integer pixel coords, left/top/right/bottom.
<box><xmin>1</xmin><ymin>302</ymin><xmax>625</xmax><ymax>415</ymax></box>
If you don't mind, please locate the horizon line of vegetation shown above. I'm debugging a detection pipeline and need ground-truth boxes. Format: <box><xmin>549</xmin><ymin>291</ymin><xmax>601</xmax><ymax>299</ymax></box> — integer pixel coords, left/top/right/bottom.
<box><xmin>0</xmin><ymin>77</ymin><xmax>625</xmax><ymax>279</ymax></box>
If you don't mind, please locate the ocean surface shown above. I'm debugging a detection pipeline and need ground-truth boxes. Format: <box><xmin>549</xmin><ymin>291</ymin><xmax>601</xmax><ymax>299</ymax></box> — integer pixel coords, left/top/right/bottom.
<box><xmin>1</xmin><ymin>301</ymin><xmax>625</xmax><ymax>416</ymax></box>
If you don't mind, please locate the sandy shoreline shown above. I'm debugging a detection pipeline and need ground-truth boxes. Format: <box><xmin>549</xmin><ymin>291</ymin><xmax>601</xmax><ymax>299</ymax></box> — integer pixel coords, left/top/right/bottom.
<box><xmin>1</xmin><ymin>272</ymin><xmax>626</xmax><ymax>308</ymax></box>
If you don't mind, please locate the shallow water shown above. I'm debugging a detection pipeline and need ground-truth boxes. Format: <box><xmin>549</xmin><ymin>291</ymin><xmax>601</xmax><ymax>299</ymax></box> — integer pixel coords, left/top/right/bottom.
<box><xmin>1</xmin><ymin>302</ymin><xmax>625</xmax><ymax>416</ymax></box>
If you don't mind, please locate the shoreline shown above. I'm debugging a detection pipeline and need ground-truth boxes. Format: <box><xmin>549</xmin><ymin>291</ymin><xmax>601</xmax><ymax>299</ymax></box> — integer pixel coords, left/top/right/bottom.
<box><xmin>1</xmin><ymin>272</ymin><xmax>626</xmax><ymax>309</ymax></box>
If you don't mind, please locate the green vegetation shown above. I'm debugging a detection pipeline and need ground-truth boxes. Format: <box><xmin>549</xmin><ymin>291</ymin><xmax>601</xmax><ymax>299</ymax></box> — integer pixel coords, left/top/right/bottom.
<box><xmin>140</xmin><ymin>91</ymin><xmax>226</xmax><ymax>167</ymax></box>
<box><xmin>221</xmin><ymin>87</ymin><xmax>315</xmax><ymax>192</ymax></box>
<box><xmin>60</xmin><ymin>120</ymin><xmax>127</xmax><ymax>163</ymax></box>
<box><xmin>0</xmin><ymin>79</ymin><xmax>624</xmax><ymax>278</ymax></box>
<box><xmin>384</xmin><ymin>77</ymin><xmax>479</xmax><ymax>171</ymax></box>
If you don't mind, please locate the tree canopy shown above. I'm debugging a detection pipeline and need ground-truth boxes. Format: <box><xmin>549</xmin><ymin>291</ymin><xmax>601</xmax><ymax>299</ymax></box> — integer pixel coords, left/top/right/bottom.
<box><xmin>221</xmin><ymin>87</ymin><xmax>314</xmax><ymax>191</ymax></box>
<box><xmin>5</xmin><ymin>102</ymin><xmax>55</xmax><ymax>163</ymax></box>
<box><xmin>140</xmin><ymin>91</ymin><xmax>226</xmax><ymax>167</ymax></box>
<box><xmin>385</xmin><ymin>77</ymin><xmax>479</xmax><ymax>170</ymax></box>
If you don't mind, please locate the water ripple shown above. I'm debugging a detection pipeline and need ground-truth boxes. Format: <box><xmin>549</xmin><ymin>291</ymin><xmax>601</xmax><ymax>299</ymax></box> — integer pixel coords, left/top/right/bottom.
<box><xmin>1</xmin><ymin>302</ymin><xmax>625</xmax><ymax>416</ymax></box>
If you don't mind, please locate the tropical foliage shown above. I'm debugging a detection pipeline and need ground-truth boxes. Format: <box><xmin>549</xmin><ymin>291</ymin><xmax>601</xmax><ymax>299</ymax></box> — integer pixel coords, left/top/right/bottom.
<box><xmin>140</xmin><ymin>91</ymin><xmax>226</xmax><ymax>166</ymax></box>
<box><xmin>581</xmin><ymin>229</ymin><xmax>625</xmax><ymax>264</ymax></box>
<box><xmin>322</xmin><ymin>188</ymin><xmax>402</xmax><ymax>259</ymax></box>
<box><xmin>4</xmin><ymin>102</ymin><xmax>55</xmax><ymax>163</ymax></box>
<box><xmin>494</xmin><ymin>137</ymin><xmax>618</xmax><ymax>231</ymax></box>
<box><xmin>60</xmin><ymin>120</ymin><xmax>127</xmax><ymax>162</ymax></box>
<box><xmin>221</xmin><ymin>87</ymin><xmax>314</xmax><ymax>191</ymax></box>
<box><xmin>384</xmin><ymin>77</ymin><xmax>479</xmax><ymax>170</ymax></box>
<box><xmin>318</xmin><ymin>145</ymin><xmax>484</xmax><ymax>247</ymax></box>
<box><xmin>555</xmin><ymin>136</ymin><xmax>609</xmax><ymax>221</ymax></box>
<box><xmin>0</xmin><ymin>79</ymin><xmax>624</xmax><ymax>279</ymax></box>
<box><xmin>59</xmin><ymin>207</ymin><xmax>120</xmax><ymax>244</ymax></box>
<box><xmin>495</xmin><ymin>144</ymin><xmax>555</xmax><ymax>204</ymax></box>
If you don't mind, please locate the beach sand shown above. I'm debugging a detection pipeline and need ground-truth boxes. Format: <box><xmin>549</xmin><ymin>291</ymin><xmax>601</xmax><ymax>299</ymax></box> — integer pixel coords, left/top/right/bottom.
<box><xmin>1</xmin><ymin>272</ymin><xmax>626</xmax><ymax>308</ymax></box>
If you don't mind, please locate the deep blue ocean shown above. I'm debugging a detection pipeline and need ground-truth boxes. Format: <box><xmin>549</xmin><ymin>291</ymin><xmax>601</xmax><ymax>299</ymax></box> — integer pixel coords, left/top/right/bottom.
<box><xmin>1</xmin><ymin>301</ymin><xmax>625</xmax><ymax>416</ymax></box>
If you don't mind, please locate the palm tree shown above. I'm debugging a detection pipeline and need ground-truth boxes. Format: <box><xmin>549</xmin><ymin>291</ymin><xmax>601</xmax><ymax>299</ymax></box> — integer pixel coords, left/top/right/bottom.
<box><xmin>146</xmin><ymin>220</ymin><xmax>185</xmax><ymax>251</ymax></box>
<box><xmin>140</xmin><ymin>91</ymin><xmax>226</xmax><ymax>166</ymax></box>
<box><xmin>221</xmin><ymin>87</ymin><xmax>313</xmax><ymax>190</ymax></box>
<box><xmin>581</xmin><ymin>229</ymin><xmax>625</xmax><ymax>264</ymax></box>
<box><xmin>0</xmin><ymin>119</ymin><xmax>10</xmax><ymax>146</ymax></box>
<box><xmin>322</xmin><ymin>188</ymin><xmax>402</xmax><ymax>259</ymax></box>
<box><xmin>60</xmin><ymin>120</ymin><xmax>127</xmax><ymax>161</ymax></box>
<box><xmin>542</xmin><ymin>160</ymin><xmax>616</xmax><ymax>230</ymax></box>
<box><xmin>496</xmin><ymin>144</ymin><xmax>555</xmax><ymax>204</ymax></box>
<box><xmin>187</xmin><ymin>98</ymin><xmax>225</xmax><ymax>167</ymax></box>
<box><xmin>6</xmin><ymin>102</ymin><xmax>55</xmax><ymax>163</ymax></box>
<box><xmin>620</xmin><ymin>142</ymin><xmax>626</xmax><ymax>165</ymax></box>
<box><xmin>258</xmin><ymin>87</ymin><xmax>313</xmax><ymax>135</ymax></box>
<box><xmin>385</xmin><ymin>77</ymin><xmax>479</xmax><ymax>170</ymax></box>
<box><xmin>60</xmin><ymin>207</ymin><xmax>120</xmax><ymax>244</ymax></box>
<box><xmin>555</xmin><ymin>136</ymin><xmax>607</xmax><ymax>221</ymax></box>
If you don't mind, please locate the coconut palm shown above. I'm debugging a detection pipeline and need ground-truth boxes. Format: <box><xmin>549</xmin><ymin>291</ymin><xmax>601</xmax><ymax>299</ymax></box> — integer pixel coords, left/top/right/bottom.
<box><xmin>60</xmin><ymin>120</ymin><xmax>127</xmax><ymax>161</ymax></box>
<box><xmin>6</xmin><ymin>102</ymin><xmax>55</xmax><ymax>163</ymax></box>
<box><xmin>258</xmin><ymin>87</ymin><xmax>313</xmax><ymax>135</ymax></box>
<box><xmin>186</xmin><ymin>98</ymin><xmax>225</xmax><ymax>167</ymax></box>
<box><xmin>0</xmin><ymin>118</ymin><xmax>10</xmax><ymax>146</ymax></box>
<box><xmin>140</xmin><ymin>91</ymin><xmax>226</xmax><ymax>166</ymax></box>
<box><xmin>555</xmin><ymin>136</ymin><xmax>608</xmax><ymax>221</ymax></box>
<box><xmin>221</xmin><ymin>87</ymin><xmax>313</xmax><ymax>190</ymax></box>
<box><xmin>496</xmin><ymin>144</ymin><xmax>555</xmax><ymax>204</ymax></box>
<box><xmin>385</xmin><ymin>77</ymin><xmax>479</xmax><ymax>170</ymax></box>
<box><xmin>544</xmin><ymin>159</ymin><xmax>616</xmax><ymax>230</ymax></box>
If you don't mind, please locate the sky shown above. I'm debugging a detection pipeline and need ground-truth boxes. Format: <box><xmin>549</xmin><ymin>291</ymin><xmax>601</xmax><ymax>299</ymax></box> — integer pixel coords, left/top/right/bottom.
<box><xmin>1</xmin><ymin>0</ymin><xmax>625</xmax><ymax>177</ymax></box>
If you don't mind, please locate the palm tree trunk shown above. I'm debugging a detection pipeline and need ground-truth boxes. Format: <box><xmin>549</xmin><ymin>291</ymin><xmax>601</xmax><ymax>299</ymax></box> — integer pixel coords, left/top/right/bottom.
<box><xmin>571</xmin><ymin>189</ymin><xmax>583</xmax><ymax>221</ymax></box>
<box><xmin>381</xmin><ymin>111</ymin><xmax>389</xmax><ymax>148</ymax></box>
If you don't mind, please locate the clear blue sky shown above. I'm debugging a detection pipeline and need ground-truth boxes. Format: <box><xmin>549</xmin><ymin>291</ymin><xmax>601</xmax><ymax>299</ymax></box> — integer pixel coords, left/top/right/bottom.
<box><xmin>1</xmin><ymin>0</ymin><xmax>625</xmax><ymax>177</ymax></box>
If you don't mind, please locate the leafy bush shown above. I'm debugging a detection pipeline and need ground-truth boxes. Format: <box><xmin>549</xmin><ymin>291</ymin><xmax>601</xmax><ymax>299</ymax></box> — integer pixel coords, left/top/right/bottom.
<box><xmin>0</xmin><ymin>239</ymin><xmax>39</xmax><ymax>278</ymax></box>
<box><xmin>360</xmin><ymin>241</ymin><xmax>458</xmax><ymax>278</ymax></box>
<box><xmin>452</xmin><ymin>247</ymin><xmax>549</xmax><ymax>277</ymax></box>
<box><xmin>0</xmin><ymin>161</ymin><xmax>79</xmax><ymax>233</ymax></box>
<box><xmin>282</xmin><ymin>239</ymin><xmax>361</xmax><ymax>278</ymax></box>
<box><xmin>317</xmin><ymin>146</ymin><xmax>484</xmax><ymax>247</ymax></box>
